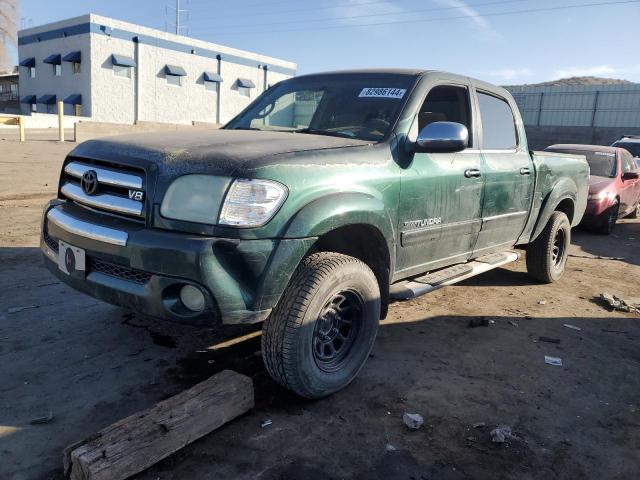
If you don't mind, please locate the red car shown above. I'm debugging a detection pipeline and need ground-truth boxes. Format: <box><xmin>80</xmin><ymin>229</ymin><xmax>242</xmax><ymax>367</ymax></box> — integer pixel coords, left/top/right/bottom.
<box><xmin>545</xmin><ymin>144</ymin><xmax>640</xmax><ymax>234</ymax></box>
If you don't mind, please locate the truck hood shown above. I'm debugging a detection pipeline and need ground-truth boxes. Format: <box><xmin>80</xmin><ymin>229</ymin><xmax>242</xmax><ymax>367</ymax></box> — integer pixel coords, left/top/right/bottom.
<box><xmin>70</xmin><ymin>129</ymin><xmax>371</xmax><ymax>177</ymax></box>
<box><xmin>588</xmin><ymin>175</ymin><xmax>615</xmax><ymax>194</ymax></box>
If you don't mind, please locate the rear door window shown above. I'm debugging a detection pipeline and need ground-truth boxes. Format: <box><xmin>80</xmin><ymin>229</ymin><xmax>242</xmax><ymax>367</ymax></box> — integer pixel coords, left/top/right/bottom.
<box><xmin>477</xmin><ymin>92</ymin><xmax>517</xmax><ymax>150</ymax></box>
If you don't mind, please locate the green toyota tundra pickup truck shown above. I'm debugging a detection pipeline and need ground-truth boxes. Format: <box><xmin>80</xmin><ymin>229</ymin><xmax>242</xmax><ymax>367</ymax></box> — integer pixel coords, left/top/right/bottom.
<box><xmin>41</xmin><ymin>69</ymin><xmax>589</xmax><ymax>398</ymax></box>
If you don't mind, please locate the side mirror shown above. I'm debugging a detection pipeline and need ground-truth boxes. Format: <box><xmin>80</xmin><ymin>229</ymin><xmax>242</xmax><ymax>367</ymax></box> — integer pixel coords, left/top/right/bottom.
<box><xmin>622</xmin><ymin>171</ymin><xmax>639</xmax><ymax>180</ymax></box>
<box><xmin>415</xmin><ymin>121</ymin><xmax>469</xmax><ymax>153</ymax></box>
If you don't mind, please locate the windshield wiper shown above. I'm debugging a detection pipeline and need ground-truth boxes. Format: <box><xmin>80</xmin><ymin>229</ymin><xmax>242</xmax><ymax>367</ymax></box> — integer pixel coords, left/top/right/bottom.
<box><xmin>293</xmin><ymin>127</ymin><xmax>356</xmax><ymax>139</ymax></box>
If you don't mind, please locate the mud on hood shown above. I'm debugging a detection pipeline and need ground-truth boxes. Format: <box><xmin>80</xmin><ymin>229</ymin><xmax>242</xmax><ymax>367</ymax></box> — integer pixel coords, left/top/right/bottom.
<box><xmin>70</xmin><ymin>129</ymin><xmax>371</xmax><ymax>177</ymax></box>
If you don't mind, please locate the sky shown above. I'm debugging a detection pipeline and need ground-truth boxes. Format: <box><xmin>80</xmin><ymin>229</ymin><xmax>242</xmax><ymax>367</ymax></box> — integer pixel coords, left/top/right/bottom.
<box><xmin>9</xmin><ymin>0</ymin><xmax>640</xmax><ymax>84</ymax></box>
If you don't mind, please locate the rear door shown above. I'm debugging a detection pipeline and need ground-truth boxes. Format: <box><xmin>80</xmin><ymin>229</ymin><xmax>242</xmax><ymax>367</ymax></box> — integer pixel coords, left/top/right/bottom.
<box><xmin>472</xmin><ymin>89</ymin><xmax>534</xmax><ymax>255</ymax></box>
<box><xmin>396</xmin><ymin>82</ymin><xmax>484</xmax><ymax>277</ymax></box>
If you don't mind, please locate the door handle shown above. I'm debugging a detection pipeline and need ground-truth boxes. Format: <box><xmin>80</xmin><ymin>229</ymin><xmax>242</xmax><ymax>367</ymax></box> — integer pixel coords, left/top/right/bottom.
<box><xmin>520</xmin><ymin>167</ymin><xmax>531</xmax><ymax>175</ymax></box>
<box><xmin>464</xmin><ymin>168</ymin><xmax>481</xmax><ymax>178</ymax></box>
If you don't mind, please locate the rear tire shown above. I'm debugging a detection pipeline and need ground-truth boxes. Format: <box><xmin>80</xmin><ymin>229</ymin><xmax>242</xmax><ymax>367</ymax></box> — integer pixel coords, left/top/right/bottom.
<box><xmin>595</xmin><ymin>199</ymin><xmax>619</xmax><ymax>234</ymax></box>
<box><xmin>526</xmin><ymin>211</ymin><xmax>571</xmax><ymax>283</ymax></box>
<box><xmin>261</xmin><ymin>252</ymin><xmax>380</xmax><ymax>399</ymax></box>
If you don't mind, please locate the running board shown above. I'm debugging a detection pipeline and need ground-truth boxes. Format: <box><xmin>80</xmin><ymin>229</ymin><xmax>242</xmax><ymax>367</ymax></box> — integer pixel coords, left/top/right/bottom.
<box><xmin>390</xmin><ymin>251</ymin><xmax>520</xmax><ymax>300</ymax></box>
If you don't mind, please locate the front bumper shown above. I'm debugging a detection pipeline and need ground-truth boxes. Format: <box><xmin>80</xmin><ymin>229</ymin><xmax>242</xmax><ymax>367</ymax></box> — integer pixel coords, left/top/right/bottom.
<box><xmin>41</xmin><ymin>200</ymin><xmax>315</xmax><ymax>325</ymax></box>
<box><xmin>580</xmin><ymin>199</ymin><xmax>612</xmax><ymax>226</ymax></box>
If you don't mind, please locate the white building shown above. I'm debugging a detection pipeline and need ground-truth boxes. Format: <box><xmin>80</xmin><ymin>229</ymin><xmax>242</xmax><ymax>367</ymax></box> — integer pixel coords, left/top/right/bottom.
<box><xmin>17</xmin><ymin>14</ymin><xmax>297</xmax><ymax>124</ymax></box>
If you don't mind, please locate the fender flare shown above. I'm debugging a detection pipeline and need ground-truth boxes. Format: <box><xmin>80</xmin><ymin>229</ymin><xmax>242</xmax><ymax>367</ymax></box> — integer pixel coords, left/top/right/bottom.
<box><xmin>530</xmin><ymin>177</ymin><xmax>578</xmax><ymax>242</ymax></box>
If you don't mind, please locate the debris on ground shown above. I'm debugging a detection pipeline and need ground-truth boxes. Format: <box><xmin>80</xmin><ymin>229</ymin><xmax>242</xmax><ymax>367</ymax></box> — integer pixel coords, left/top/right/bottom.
<box><xmin>472</xmin><ymin>422</ymin><xmax>486</xmax><ymax>429</ymax></box>
<box><xmin>385</xmin><ymin>443</ymin><xmax>397</xmax><ymax>452</ymax></box>
<box><xmin>599</xmin><ymin>293</ymin><xmax>640</xmax><ymax>313</ymax></box>
<box><xmin>29</xmin><ymin>411</ymin><xmax>54</xmax><ymax>425</ymax></box>
<box><xmin>468</xmin><ymin>318</ymin><xmax>494</xmax><ymax>328</ymax></box>
<box><xmin>490</xmin><ymin>425</ymin><xmax>516</xmax><ymax>443</ymax></box>
<box><xmin>539</xmin><ymin>336</ymin><xmax>561</xmax><ymax>344</ymax></box>
<box><xmin>545</xmin><ymin>356</ymin><xmax>563</xmax><ymax>367</ymax></box>
<box><xmin>402</xmin><ymin>413</ymin><xmax>424</xmax><ymax>430</ymax></box>
<box><xmin>508</xmin><ymin>320</ymin><xmax>518</xmax><ymax>327</ymax></box>
<box><xmin>563</xmin><ymin>324</ymin><xmax>582</xmax><ymax>331</ymax></box>
<box><xmin>7</xmin><ymin>305</ymin><xmax>38</xmax><ymax>314</ymax></box>
<box><xmin>261</xmin><ymin>419</ymin><xmax>273</xmax><ymax>428</ymax></box>
<box><xmin>538</xmin><ymin>300</ymin><xmax>547</xmax><ymax>305</ymax></box>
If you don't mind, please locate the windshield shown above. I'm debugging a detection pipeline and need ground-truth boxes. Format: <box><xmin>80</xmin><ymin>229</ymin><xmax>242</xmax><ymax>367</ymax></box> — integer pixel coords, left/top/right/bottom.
<box><xmin>612</xmin><ymin>141</ymin><xmax>640</xmax><ymax>158</ymax></box>
<box><xmin>225</xmin><ymin>74</ymin><xmax>416</xmax><ymax>142</ymax></box>
<box><xmin>547</xmin><ymin>148</ymin><xmax>616</xmax><ymax>177</ymax></box>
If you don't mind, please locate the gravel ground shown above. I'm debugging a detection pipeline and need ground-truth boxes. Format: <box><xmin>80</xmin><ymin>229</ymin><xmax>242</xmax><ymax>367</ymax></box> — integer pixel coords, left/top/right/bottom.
<box><xmin>1</xmin><ymin>137</ymin><xmax>639</xmax><ymax>480</ymax></box>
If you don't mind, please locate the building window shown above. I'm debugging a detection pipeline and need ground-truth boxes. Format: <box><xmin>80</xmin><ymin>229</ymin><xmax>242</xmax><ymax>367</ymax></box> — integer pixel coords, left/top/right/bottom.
<box><xmin>46</xmin><ymin>103</ymin><xmax>55</xmax><ymax>114</ymax></box>
<box><xmin>72</xmin><ymin>62</ymin><xmax>81</xmax><ymax>74</ymax></box>
<box><xmin>54</xmin><ymin>64</ymin><xmax>62</xmax><ymax>76</ymax></box>
<box><xmin>238</xmin><ymin>86</ymin><xmax>251</xmax><ymax>97</ymax></box>
<box><xmin>74</xmin><ymin>104</ymin><xmax>82</xmax><ymax>116</ymax></box>
<box><xmin>167</xmin><ymin>75</ymin><xmax>182</xmax><ymax>86</ymax></box>
<box><xmin>204</xmin><ymin>81</ymin><xmax>218</xmax><ymax>92</ymax></box>
<box><xmin>113</xmin><ymin>65</ymin><xmax>132</xmax><ymax>78</ymax></box>
<box><xmin>31</xmin><ymin>103</ymin><xmax>37</xmax><ymax>112</ymax></box>
<box><xmin>29</xmin><ymin>67</ymin><xmax>35</xmax><ymax>78</ymax></box>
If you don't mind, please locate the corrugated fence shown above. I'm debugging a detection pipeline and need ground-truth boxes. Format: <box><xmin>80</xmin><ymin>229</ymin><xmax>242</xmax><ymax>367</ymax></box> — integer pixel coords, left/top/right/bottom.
<box><xmin>505</xmin><ymin>84</ymin><xmax>640</xmax><ymax>128</ymax></box>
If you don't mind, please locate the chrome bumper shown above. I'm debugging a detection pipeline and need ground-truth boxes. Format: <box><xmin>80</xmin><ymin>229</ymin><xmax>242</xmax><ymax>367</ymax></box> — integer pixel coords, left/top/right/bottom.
<box><xmin>46</xmin><ymin>206</ymin><xmax>129</xmax><ymax>246</ymax></box>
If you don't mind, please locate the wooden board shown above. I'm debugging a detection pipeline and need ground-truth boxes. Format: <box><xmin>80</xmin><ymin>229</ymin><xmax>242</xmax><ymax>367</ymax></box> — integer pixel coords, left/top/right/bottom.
<box><xmin>63</xmin><ymin>370</ymin><xmax>254</xmax><ymax>480</ymax></box>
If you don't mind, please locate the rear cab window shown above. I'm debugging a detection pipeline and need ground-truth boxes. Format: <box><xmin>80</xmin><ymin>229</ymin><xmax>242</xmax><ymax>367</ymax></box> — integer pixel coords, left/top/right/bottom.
<box><xmin>477</xmin><ymin>91</ymin><xmax>517</xmax><ymax>150</ymax></box>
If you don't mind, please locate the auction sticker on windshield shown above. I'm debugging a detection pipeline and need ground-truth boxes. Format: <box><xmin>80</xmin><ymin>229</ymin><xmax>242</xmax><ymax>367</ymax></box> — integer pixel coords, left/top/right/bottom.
<box><xmin>359</xmin><ymin>87</ymin><xmax>406</xmax><ymax>99</ymax></box>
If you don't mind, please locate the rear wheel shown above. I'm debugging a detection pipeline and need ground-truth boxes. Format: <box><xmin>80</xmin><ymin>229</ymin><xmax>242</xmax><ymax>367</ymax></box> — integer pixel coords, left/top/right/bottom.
<box><xmin>596</xmin><ymin>199</ymin><xmax>619</xmax><ymax>234</ymax></box>
<box><xmin>261</xmin><ymin>252</ymin><xmax>380</xmax><ymax>399</ymax></box>
<box><xmin>526</xmin><ymin>211</ymin><xmax>571</xmax><ymax>283</ymax></box>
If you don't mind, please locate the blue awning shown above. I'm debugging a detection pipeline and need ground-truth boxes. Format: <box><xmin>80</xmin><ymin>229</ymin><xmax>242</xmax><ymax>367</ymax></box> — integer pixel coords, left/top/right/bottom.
<box><xmin>237</xmin><ymin>78</ymin><xmax>256</xmax><ymax>88</ymax></box>
<box><xmin>43</xmin><ymin>54</ymin><xmax>62</xmax><ymax>65</ymax></box>
<box><xmin>204</xmin><ymin>72</ymin><xmax>223</xmax><ymax>83</ymax></box>
<box><xmin>111</xmin><ymin>54</ymin><xmax>136</xmax><ymax>67</ymax></box>
<box><xmin>63</xmin><ymin>51</ymin><xmax>81</xmax><ymax>63</ymax></box>
<box><xmin>64</xmin><ymin>94</ymin><xmax>82</xmax><ymax>105</ymax></box>
<box><xmin>21</xmin><ymin>95</ymin><xmax>36</xmax><ymax>104</ymax></box>
<box><xmin>19</xmin><ymin>57</ymin><xmax>35</xmax><ymax>67</ymax></box>
<box><xmin>165</xmin><ymin>64</ymin><xmax>187</xmax><ymax>76</ymax></box>
<box><xmin>38</xmin><ymin>94</ymin><xmax>57</xmax><ymax>105</ymax></box>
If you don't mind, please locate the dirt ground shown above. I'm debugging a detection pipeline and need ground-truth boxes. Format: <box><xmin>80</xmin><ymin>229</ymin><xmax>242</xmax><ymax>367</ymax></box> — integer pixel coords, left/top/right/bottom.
<box><xmin>1</xmin><ymin>136</ymin><xmax>639</xmax><ymax>480</ymax></box>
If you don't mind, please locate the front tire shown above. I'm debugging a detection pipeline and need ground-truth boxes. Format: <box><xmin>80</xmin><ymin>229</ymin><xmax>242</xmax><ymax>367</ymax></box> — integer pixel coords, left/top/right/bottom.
<box><xmin>261</xmin><ymin>252</ymin><xmax>381</xmax><ymax>399</ymax></box>
<box><xmin>596</xmin><ymin>199</ymin><xmax>619</xmax><ymax>234</ymax></box>
<box><xmin>526</xmin><ymin>211</ymin><xmax>571</xmax><ymax>283</ymax></box>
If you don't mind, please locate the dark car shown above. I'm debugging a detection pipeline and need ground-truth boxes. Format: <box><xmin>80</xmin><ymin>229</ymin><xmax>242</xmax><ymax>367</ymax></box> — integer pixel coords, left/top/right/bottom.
<box><xmin>546</xmin><ymin>144</ymin><xmax>640</xmax><ymax>234</ymax></box>
<box><xmin>612</xmin><ymin>135</ymin><xmax>640</xmax><ymax>161</ymax></box>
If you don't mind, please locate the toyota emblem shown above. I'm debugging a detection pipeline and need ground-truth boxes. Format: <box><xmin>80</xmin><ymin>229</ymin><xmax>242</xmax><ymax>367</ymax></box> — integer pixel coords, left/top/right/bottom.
<box><xmin>81</xmin><ymin>170</ymin><xmax>99</xmax><ymax>195</ymax></box>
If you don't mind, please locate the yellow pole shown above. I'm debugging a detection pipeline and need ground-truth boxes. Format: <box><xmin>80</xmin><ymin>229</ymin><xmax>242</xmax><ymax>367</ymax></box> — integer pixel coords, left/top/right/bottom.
<box><xmin>58</xmin><ymin>100</ymin><xmax>65</xmax><ymax>142</ymax></box>
<box><xmin>18</xmin><ymin>116</ymin><xmax>25</xmax><ymax>142</ymax></box>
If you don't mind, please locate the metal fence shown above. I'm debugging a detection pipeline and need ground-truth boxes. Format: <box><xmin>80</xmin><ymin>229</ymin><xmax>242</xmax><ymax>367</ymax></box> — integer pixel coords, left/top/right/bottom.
<box><xmin>505</xmin><ymin>84</ymin><xmax>640</xmax><ymax>128</ymax></box>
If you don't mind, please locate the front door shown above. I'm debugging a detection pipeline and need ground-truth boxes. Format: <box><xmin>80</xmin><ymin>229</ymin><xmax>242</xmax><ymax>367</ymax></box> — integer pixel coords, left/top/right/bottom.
<box><xmin>396</xmin><ymin>84</ymin><xmax>484</xmax><ymax>278</ymax></box>
<box><xmin>473</xmin><ymin>90</ymin><xmax>534</xmax><ymax>255</ymax></box>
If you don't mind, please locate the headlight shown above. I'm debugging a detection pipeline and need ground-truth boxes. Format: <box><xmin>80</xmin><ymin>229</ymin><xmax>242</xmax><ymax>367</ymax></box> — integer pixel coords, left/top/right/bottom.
<box><xmin>219</xmin><ymin>179</ymin><xmax>287</xmax><ymax>227</ymax></box>
<box><xmin>587</xmin><ymin>191</ymin><xmax>615</xmax><ymax>201</ymax></box>
<box><xmin>161</xmin><ymin>175</ymin><xmax>231</xmax><ymax>224</ymax></box>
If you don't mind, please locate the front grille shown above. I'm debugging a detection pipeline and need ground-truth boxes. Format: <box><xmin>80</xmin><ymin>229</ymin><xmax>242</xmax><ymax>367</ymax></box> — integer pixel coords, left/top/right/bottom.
<box><xmin>89</xmin><ymin>258</ymin><xmax>152</xmax><ymax>284</ymax></box>
<box><xmin>60</xmin><ymin>158</ymin><xmax>146</xmax><ymax>221</ymax></box>
<box><xmin>44</xmin><ymin>230</ymin><xmax>59</xmax><ymax>253</ymax></box>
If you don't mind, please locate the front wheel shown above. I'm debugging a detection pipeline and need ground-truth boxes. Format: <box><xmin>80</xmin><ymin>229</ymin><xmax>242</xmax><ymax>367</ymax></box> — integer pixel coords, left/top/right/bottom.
<box><xmin>526</xmin><ymin>211</ymin><xmax>571</xmax><ymax>283</ymax></box>
<box><xmin>629</xmin><ymin>201</ymin><xmax>640</xmax><ymax>219</ymax></box>
<box><xmin>261</xmin><ymin>252</ymin><xmax>381</xmax><ymax>399</ymax></box>
<box><xmin>596</xmin><ymin>199</ymin><xmax>619</xmax><ymax>234</ymax></box>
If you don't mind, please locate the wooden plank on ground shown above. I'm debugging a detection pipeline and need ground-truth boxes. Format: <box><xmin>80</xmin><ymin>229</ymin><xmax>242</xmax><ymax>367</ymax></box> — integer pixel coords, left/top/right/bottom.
<box><xmin>63</xmin><ymin>370</ymin><xmax>254</xmax><ymax>480</ymax></box>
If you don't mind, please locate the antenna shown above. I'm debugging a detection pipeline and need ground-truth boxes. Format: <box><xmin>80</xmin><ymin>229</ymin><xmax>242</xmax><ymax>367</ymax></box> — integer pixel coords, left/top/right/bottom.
<box><xmin>166</xmin><ymin>0</ymin><xmax>189</xmax><ymax>35</ymax></box>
